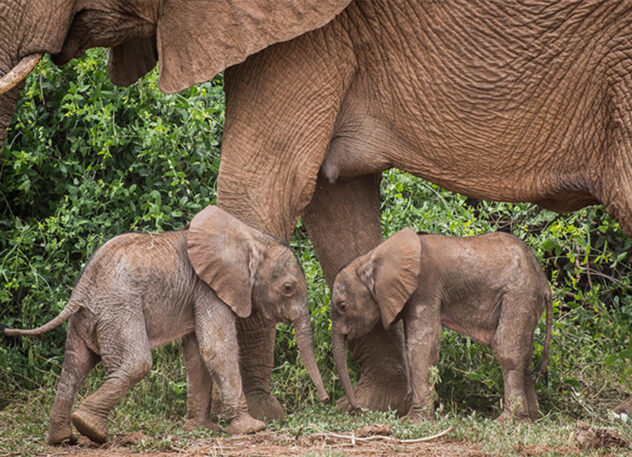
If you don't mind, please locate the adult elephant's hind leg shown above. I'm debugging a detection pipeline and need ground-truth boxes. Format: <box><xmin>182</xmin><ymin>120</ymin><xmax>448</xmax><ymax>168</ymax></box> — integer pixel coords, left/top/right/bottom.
<box><xmin>303</xmin><ymin>173</ymin><xmax>410</xmax><ymax>414</ymax></box>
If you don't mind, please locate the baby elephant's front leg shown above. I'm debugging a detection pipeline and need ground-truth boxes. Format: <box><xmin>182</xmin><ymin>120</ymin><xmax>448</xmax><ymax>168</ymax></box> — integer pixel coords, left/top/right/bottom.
<box><xmin>194</xmin><ymin>294</ymin><xmax>265</xmax><ymax>435</ymax></box>
<box><xmin>403</xmin><ymin>302</ymin><xmax>442</xmax><ymax>422</ymax></box>
<box><xmin>181</xmin><ymin>334</ymin><xmax>220</xmax><ymax>432</ymax></box>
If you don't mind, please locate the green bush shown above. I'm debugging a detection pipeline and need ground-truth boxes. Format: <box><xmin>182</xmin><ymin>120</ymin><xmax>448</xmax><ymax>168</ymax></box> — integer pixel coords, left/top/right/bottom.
<box><xmin>1</xmin><ymin>49</ymin><xmax>630</xmax><ymax>420</ymax></box>
<box><xmin>1</xmin><ymin>49</ymin><xmax>223</xmax><ymax>403</ymax></box>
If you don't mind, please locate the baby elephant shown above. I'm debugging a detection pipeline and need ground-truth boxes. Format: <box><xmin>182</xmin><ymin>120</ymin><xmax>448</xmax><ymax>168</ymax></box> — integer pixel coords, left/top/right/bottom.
<box><xmin>5</xmin><ymin>205</ymin><xmax>328</xmax><ymax>445</ymax></box>
<box><xmin>331</xmin><ymin>228</ymin><xmax>552</xmax><ymax>422</ymax></box>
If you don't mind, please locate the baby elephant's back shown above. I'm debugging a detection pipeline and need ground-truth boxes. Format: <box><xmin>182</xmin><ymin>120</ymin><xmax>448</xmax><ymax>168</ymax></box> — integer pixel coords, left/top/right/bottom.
<box><xmin>422</xmin><ymin>231</ymin><xmax>549</xmax><ymax>295</ymax></box>
<box><xmin>72</xmin><ymin>231</ymin><xmax>195</xmax><ymax>306</ymax></box>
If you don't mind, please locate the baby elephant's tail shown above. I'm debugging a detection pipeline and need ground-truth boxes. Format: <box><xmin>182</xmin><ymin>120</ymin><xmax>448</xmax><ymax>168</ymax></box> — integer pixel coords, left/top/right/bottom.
<box><xmin>4</xmin><ymin>300</ymin><xmax>82</xmax><ymax>337</ymax></box>
<box><xmin>538</xmin><ymin>291</ymin><xmax>553</xmax><ymax>375</ymax></box>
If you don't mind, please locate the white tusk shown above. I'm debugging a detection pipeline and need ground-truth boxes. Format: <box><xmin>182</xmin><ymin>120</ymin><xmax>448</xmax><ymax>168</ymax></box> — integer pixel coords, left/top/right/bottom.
<box><xmin>0</xmin><ymin>53</ymin><xmax>43</xmax><ymax>96</ymax></box>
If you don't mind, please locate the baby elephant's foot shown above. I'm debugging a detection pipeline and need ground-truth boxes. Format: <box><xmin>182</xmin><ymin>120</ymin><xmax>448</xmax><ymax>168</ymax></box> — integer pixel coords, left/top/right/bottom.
<box><xmin>225</xmin><ymin>415</ymin><xmax>266</xmax><ymax>435</ymax></box>
<box><xmin>47</xmin><ymin>422</ymin><xmax>77</xmax><ymax>446</ymax></box>
<box><xmin>183</xmin><ymin>417</ymin><xmax>223</xmax><ymax>433</ymax></box>
<box><xmin>71</xmin><ymin>408</ymin><xmax>108</xmax><ymax>444</ymax></box>
<box><xmin>402</xmin><ymin>406</ymin><xmax>433</xmax><ymax>424</ymax></box>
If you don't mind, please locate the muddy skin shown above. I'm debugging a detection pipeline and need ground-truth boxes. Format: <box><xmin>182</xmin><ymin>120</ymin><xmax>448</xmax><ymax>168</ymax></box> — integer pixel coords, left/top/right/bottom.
<box><xmin>331</xmin><ymin>229</ymin><xmax>553</xmax><ymax>422</ymax></box>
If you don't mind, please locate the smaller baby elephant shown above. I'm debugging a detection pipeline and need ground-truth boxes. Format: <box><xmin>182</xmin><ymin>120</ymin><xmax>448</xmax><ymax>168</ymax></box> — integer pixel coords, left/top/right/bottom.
<box><xmin>331</xmin><ymin>228</ymin><xmax>552</xmax><ymax>422</ymax></box>
<box><xmin>5</xmin><ymin>205</ymin><xmax>328</xmax><ymax>445</ymax></box>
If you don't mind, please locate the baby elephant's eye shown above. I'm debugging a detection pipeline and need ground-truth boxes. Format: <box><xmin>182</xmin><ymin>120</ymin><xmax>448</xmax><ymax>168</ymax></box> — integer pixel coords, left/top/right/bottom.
<box><xmin>338</xmin><ymin>302</ymin><xmax>347</xmax><ymax>312</ymax></box>
<box><xmin>282</xmin><ymin>282</ymin><xmax>295</xmax><ymax>295</ymax></box>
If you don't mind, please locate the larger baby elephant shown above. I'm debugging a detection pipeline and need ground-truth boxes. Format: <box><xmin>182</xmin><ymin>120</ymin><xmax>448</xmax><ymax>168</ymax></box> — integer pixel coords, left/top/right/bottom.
<box><xmin>4</xmin><ymin>205</ymin><xmax>328</xmax><ymax>445</ymax></box>
<box><xmin>331</xmin><ymin>228</ymin><xmax>552</xmax><ymax>422</ymax></box>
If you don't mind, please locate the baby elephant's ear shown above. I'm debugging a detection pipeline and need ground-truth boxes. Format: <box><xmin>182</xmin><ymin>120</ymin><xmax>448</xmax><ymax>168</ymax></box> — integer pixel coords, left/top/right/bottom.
<box><xmin>187</xmin><ymin>205</ymin><xmax>262</xmax><ymax>318</ymax></box>
<box><xmin>357</xmin><ymin>228</ymin><xmax>421</xmax><ymax>329</ymax></box>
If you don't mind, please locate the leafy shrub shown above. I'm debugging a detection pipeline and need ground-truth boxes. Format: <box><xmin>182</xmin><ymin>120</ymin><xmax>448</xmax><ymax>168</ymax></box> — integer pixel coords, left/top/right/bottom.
<box><xmin>1</xmin><ymin>49</ymin><xmax>223</xmax><ymax>404</ymax></box>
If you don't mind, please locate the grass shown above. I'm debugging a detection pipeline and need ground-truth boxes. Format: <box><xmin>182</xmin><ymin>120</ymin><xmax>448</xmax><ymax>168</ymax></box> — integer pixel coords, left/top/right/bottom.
<box><xmin>1</xmin><ymin>349</ymin><xmax>630</xmax><ymax>457</ymax></box>
<box><xmin>1</xmin><ymin>399</ymin><xmax>630</xmax><ymax>456</ymax></box>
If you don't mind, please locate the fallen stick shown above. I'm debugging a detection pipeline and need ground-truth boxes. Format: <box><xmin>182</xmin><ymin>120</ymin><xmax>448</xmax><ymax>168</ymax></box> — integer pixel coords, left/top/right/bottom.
<box><xmin>399</xmin><ymin>426</ymin><xmax>455</xmax><ymax>443</ymax></box>
<box><xmin>311</xmin><ymin>425</ymin><xmax>455</xmax><ymax>444</ymax></box>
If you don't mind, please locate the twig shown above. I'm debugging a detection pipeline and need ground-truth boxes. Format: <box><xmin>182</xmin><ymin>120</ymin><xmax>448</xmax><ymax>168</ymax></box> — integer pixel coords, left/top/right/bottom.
<box><xmin>39</xmin><ymin>71</ymin><xmax>45</xmax><ymax>105</ymax></box>
<box><xmin>294</xmin><ymin>425</ymin><xmax>304</xmax><ymax>440</ymax></box>
<box><xmin>576</xmin><ymin>244</ymin><xmax>592</xmax><ymax>289</ymax></box>
<box><xmin>325</xmin><ymin>432</ymin><xmax>392</xmax><ymax>443</ymax></box>
<box><xmin>585</xmin><ymin>268</ymin><xmax>622</xmax><ymax>285</ymax></box>
<box><xmin>310</xmin><ymin>425</ymin><xmax>454</xmax><ymax>444</ymax></box>
<box><xmin>572</xmin><ymin>390</ymin><xmax>598</xmax><ymax>419</ymax></box>
<box><xmin>399</xmin><ymin>426</ymin><xmax>455</xmax><ymax>443</ymax></box>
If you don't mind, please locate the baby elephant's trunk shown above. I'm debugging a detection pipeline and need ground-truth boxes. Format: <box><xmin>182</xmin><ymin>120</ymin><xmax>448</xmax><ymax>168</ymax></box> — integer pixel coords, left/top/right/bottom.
<box><xmin>331</xmin><ymin>325</ymin><xmax>359</xmax><ymax>410</ymax></box>
<box><xmin>293</xmin><ymin>316</ymin><xmax>330</xmax><ymax>402</ymax></box>
<box><xmin>3</xmin><ymin>300</ymin><xmax>81</xmax><ymax>337</ymax></box>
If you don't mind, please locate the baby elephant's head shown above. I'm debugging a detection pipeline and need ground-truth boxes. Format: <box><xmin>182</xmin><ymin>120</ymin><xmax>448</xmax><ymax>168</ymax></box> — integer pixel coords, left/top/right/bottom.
<box><xmin>249</xmin><ymin>237</ymin><xmax>307</xmax><ymax>325</ymax></box>
<box><xmin>187</xmin><ymin>205</ymin><xmax>328</xmax><ymax>402</ymax></box>
<box><xmin>330</xmin><ymin>228</ymin><xmax>421</xmax><ymax>409</ymax></box>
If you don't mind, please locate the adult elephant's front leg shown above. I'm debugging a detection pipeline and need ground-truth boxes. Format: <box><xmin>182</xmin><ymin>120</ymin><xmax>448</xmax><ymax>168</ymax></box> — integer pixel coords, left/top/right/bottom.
<box><xmin>235</xmin><ymin>311</ymin><xmax>282</xmax><ymax>421</ymax></box>
<box><xmin>216</xmin><ymin>19</ymin><xmax>355</xmax><ymax>420</ymax></box>
<box><xmin>303</xmin><ymin>174</ymin><xmax>410</xmax><ymax>414</ymax></box>
<box><xmin>207</xmin><ymin>309</ymin><xmax>280</xmax><ymax>422</ymax></box>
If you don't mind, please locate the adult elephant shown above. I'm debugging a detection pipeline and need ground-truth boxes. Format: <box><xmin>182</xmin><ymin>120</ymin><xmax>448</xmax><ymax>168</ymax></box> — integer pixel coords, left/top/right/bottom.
<box><xmin>1</xmin><ymin>1</ymin><xmax>631</xmax><ymax>417</ymax></box>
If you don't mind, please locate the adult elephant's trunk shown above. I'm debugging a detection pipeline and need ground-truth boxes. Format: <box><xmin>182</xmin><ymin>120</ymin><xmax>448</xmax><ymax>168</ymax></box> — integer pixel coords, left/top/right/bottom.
<box><xmin>292</xmin><ymin>315</ymin><xmax>329</xmax><ymax>402</ymax></box>
<box><xmin>332</xmin><ymin>325</ymin><xmax>359</xmax><ymax>410</ymax></box>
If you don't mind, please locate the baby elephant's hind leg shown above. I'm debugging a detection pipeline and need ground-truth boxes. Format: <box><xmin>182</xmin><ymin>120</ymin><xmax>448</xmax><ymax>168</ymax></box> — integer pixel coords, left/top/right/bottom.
<box><xmin>71</xmin><ymin>308</ymin><xmax>152</xmax><ymax>443</ymax></box>
<box><xmin>48</xmin><ymin>323</ymin><xmax>99</xmax><ymax>445</ymax></box>
<box><xmin>491</xmin><ymin>294</ymin><xmax>541</xmax><ymax>422</ymax></box>
<box><xmin>524</xmin><ymin>365</ymin><xmax>540</xmax><ymax>422</ymax></box>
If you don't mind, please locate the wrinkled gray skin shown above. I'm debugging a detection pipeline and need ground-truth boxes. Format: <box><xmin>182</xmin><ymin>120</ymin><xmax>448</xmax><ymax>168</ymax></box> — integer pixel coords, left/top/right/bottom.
<box><xmin>2</xmin><ymin>0</ymin><xmax>632</xmax><ymax>417</ymax></box>
<box><xmin>4</xmin><ymin>206</ymin><xmax>328</xmax><ymax>445</ymax></box>
<box><xmin>331</xmin><ymin>229</ymin><xmax>553</xmax><ymax>422</ymax></box>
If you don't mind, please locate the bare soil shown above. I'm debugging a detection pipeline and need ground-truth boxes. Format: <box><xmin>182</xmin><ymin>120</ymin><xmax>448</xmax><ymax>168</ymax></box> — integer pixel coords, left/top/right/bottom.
<box><xmin>32</xmin><ymin>431</ymin><xmax>490</xmax><ymax>457</ymax></box>
<box><xmin>17</xmin><ymin>421</ymin><xmax>629</xmax><ymax>456</ymax></box>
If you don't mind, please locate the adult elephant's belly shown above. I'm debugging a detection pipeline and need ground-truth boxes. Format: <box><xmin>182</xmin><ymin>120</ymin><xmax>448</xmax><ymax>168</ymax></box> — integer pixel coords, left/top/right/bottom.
<box><xmin>329</xmin><ymin>88</ymin><xmax>603</xmax><ymax>214</ymax></box>
<box><xmin>347</xmin><ymin>2</ymin><xmax>614</xmax><ymax>215</ymax></box>
<box><xmin>382</xmin><ymin>81</ymin><xmax>604</xmax><ymax>213</ymax></box>
<box><xmin>397</xmin><ymin>138</ymin><xmax>602</xmax><ymax>215</ymax></box>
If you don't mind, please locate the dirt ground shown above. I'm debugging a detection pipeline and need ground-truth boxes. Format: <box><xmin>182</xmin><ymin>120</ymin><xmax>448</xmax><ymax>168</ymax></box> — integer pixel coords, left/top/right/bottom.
<box><xmin>28</xmin><ymin>430</ymin><xmax>490</xmax><ymax>457</ymax></box>
<box><xmin>12</xmin><ymin>421</ymin><xmax>629</xmax><ymax>456</ymax></box>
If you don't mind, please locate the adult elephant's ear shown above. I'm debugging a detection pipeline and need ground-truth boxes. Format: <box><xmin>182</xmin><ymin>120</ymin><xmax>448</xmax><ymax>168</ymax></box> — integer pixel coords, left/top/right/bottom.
<box><xmin>356</xmin><ymin>228</ymin><xmax>421</xmax><ymax>329</ymax></box>
<box><xmin>108</xmin><ymin>38</ymin><xmax>158</xmax><ymax>87</ymax></box>
<box><xmin>155</xmin><ymin>0</ymin><xmax>351</xmax><ymax>93</ymax></box>
<box><xmin>187</xmin><ymin>205</ymin><xmax>262</xmax><ymax>318</ymax></box>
